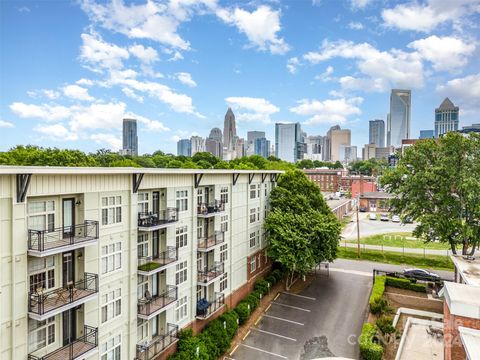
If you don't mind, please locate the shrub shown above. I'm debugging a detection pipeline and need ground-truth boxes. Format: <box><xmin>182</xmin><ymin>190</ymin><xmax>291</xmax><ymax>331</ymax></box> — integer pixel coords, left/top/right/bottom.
<box><xmin>255</xmin><ymin>278</ymin><xmax>270</xmax><ymax>295</ymax></box>
<box><xmin>385</xmin><ymin>276</ymin><xmax>427</xmax><ymax>292</ymax></box>
<box><xmin>234</xmin><ymin>302</ymin><xmax>250</xmax><ymax>325</ymax></box>
<box><xmin>359</xmin><ymin>323</ymin><xmax>384</xmax><ymax>360</ymax></box>
<box><xmin>266</xmin><ymin>274</ymin><xmax>276</xmax><ymax>286</ymax></box>
<box><xmin>376</xmin><ymin>316</ymin><xmax>395</xmax><ymax>334</ymax></box>
<box><xmin>201</xmin><ymin>318</ymin><xmax>230</xmax><ymax>358</ymax></box>
<box><xmin>271</xmin><ymin>269</ymin><xmax>283</xmax><ymax>282</ymax></box>
<box><xmin>219</xmin><ymin>310</ymin><xmax>239</xmax><ymax>339</ymax></box>
<box><xmin>251</xmin><ymin>290</ymin><xmax>263</xmax><ymax>301</ymax></box>
<box><xmin>369</xmin><ymin>276</ymin><xmax>387</xmax><ymax>314</ymax></box>
<box><xmin>170</xmin><ymin>329</ymin><xmax>209</xmax><ymax>360</ymax></box>
<box><xmin>245</xmin><ymin>293</ymin><xmax>259</xmax><ymax>310</ymax></box>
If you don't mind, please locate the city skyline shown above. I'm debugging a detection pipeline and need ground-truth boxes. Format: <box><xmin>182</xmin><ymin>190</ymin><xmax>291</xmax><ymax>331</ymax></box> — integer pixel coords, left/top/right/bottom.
<box><xmin>1</xmin><ymin>1</ymin><xmax>479</xmax><ymax>155</ymax></box>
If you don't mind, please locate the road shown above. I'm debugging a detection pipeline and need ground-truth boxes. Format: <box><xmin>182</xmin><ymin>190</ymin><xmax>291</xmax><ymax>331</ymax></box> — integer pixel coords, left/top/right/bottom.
<box><xmin>341</xmin><ymin>241</ymin><xmax>451</xmax><ymax>256</ymax></box>
<box><xmin>342</xmin><ymin>213</ymin><xmax>417</xmax><ymax>240</ymax></box>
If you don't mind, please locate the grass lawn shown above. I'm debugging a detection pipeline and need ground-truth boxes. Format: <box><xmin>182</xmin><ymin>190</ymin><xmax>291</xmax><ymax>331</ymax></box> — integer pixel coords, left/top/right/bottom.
<box><xmin>138</xmin><ymin>262</ymin><xmax>161</xmax><ymax>272</ymax></box>
<box><xmin>337</xmin><ymin>246</ymin><xmax>454</xmax><ymax>271</ymax></box>
<box><xmin>345</xmin><ymin>232</ymin><xmax>450</xmax><ymax>250</ymax></box>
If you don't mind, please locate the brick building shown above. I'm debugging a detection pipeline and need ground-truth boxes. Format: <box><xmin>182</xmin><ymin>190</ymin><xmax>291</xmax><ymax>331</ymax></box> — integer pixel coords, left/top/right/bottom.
<box><xmin>303</xmin><ymin>169</ymin><xmax>343</xmax><ymax>192</ymax></box>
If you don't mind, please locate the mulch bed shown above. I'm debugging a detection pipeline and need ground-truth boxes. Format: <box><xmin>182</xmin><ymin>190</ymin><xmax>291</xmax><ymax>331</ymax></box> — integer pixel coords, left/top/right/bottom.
<box><xmin>384</xmin><ymin>286</ymin><xmax>428</xmax><ymax>298</ymax></box>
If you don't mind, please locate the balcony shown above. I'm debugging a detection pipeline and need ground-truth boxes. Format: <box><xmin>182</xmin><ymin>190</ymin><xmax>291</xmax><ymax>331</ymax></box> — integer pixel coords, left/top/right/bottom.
<box><xmin>197</xmin><ymin>201</ymin><xmax>225</xmax><ymax>218</ymax></box>
<box><xmin>135</xmin><ymin>324</ymin><xmax>179</xmax><ymax>360</ymax></box>
<box><xmin>138</xmin><ymin>208</ymin><xmax>179</xmax><ymax>231</ymax></box>
<box><xmin>28</xmin><ymin>325</ymin><xmax>98</xmax><ymax>360</ymax></box>
<box><xmin>28</xmin><ymin>221</ymin><xmax>99</xmax><ymax>257</ymax></box>
<box><xmin>196</xmin><ymin>293</ymin><xmax>225</xmax><ymax>320</ymax></box>
<box><xmin>138</xmin><ymin>246</ymin><xmax>178</xmax><ymax>276</ymax></box>
<box><xmin>137</xmin><ymin>285</ymin><xmax>178</xmax><ymax>320</ymax></box>
<box><xmin>28</xmin><ymin>273</ymin><xmax>98</xmax><ymax>321</ymax></box>
<box><xmin>197</xmin><ymin>231</ymin><xmax>225</xmax><ymax>252</ymax></box>
<box><xmin>197</xmin><ymin>262</ymin><xmax>224</xmax><ymax>286</ymax></box>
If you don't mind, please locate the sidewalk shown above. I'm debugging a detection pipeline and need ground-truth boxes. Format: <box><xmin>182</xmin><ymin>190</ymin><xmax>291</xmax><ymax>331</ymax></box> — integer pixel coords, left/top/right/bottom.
<box><xmin>341</xmin><ymin>241</ymin><xmax>451</xmax><ymax>256</ymax></box>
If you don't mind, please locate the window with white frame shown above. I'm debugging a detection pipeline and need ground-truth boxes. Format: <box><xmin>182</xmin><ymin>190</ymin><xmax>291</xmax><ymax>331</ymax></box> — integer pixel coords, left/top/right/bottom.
<box><xmin>249</xmin><ymin>184</ymin><xmax>257</xmax><ymax>199</ymax></box>
<box><xmin>175</xmin><ymin>261</ymin><xmax>188</xmax><ymax>285</ymax></box>
<box><xmin>101</xmin><ymin>242</ymin><xmax>122</xmax><ymax>274</ymax></box>
<box><xmin>28</xmin><ymin>256</ymin><xmax>55</xmax><ymax>293</ymax></box>
<box><xmin>249</xmin><ymin>208</ymin><xmax>256</xmax><ymax>224</ymax></box>
<box><xmin>101</xmin><ymin>196</ymin><xmax>122</xmax><ymax>226</ymax></box>
<box><xmin>264</xmin><ymin>205</ymin><xmax>268</xmax><ymax>219</ymax></box>
<box><xmin>220</xmin><ymin>215</ymin><xmax>228</xmax><ymax>232</ymax></box>
<box><xmin>220</xmin><ymin>187</ymin><xmax>229</xmax><ymax>204</ymax></box>
<box><xmin>257</xmin><ymin>184</ymin><xmax>261</xmax><ymax>198</ymax></box>
<box><xmin>264</xmin><ymin>183</ymin><xmax>268</xmax><ymax>196</ymax></box>
<box><xmin>28</xmin><ymin>200</ymin><xmax>55</xmax><ymax>232</ymax></box>
<box><xmin>101</xmin><ymin>288</ymin><xmax>121</xmax><ymax>323</ymax></box>
<box><xmin>176</xmin><ymin>225</ymin><xmax>188</xmax><ymax>248</ymax></box>
<box><xmin>196</xmin><ymin>188</ymin><xmax>203</xmax><ymax>205</ymax></box>
<box><xmin>220</xmin><ymin>272</ymin><xmax>228</xmax><ymax>291</ymax></box>
<box><xmin>138</xmin><ymin>193</ymin><xmax>149</xmax><ymax>214</ymax></box>
<box><xmin>220</xmin><ymin>243</ymin><xmax>228</xmax><ymax>263</ymax></box>
<box><xmin>197</xmin><ymin>218</ymin><xmax>204</xmax><ymax>239</ymax></box>
<box><xmin>137</xmin><ymin>275</ymin><xmax>148</xmax><ymax>299</ymax></box>
<box><xmin>197</xmin><ymin>252</ymin><xmax>203</xmax><ymax>272</ymax></box>
<box><xmin>249</xmin><ymin>231</ymin><xmax>257</xmax><ymax>248</ymax></box>
<box><xmin>137</xmin><ymin>319</ymin><xmax>148</xmax><ymax>343</ymax></box>
<box><xmin>250</xmin><ymin>256</ymin><xmax>257</xmax><ymax>273</ymax></box>
<box><xmin>28</xmin><ymin>318</ymin><xmax>55</xmax><ymax>352</ymax></box>
<box><xmin>175</xmin><ymin>296</ymin><xmax>188</xmax><ymax>321</ymax></box>
<box><xmin>100</xmin><ymin>334</ymin><xmax>121</xmax><ymax>360</ymax></box>
<box><xmin>176</xmin><ymin>190</ymin><xmax>188</xmax><ymax>211</ymax></box>
<box><xmin>137</xmin><ymin>233</ymin><xmax>148</xmax><ymax>258</ymax></box>
<box><xmin>257</xmin><ymin>207</ymin><xmax>260</xmax><ymax>221</ymax></box>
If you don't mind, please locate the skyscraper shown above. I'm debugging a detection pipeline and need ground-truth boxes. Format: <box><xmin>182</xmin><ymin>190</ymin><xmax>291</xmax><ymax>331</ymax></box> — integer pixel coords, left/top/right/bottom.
<box><xmin>205</xmin><ymin>128</ymin><xmax>223</xmax><ymax>158</ymax></box>
<box><xmin>275</xmin><ymin>123</ymin><xmax>305</xmax><ymax>163</ymax></box>
<box><xmin>387</xmin><ymin>89</ymin><xmax>411</xmax><ymax>148</ymax></box>
<box><xmin>304</xmin><ymin>135</ymin><xmax>324</xmax><ymax>161</ymax></box>
<box><xmin>369</xmin><ymin>119</ymin><xmax>385</xmax><ymax>147</ymax></box>
<box><xmin>435</xmin><ymin>98</ymin><xmax>459</xmax><ymax>138</ymax></box>
<box><xmin>177</xmin><ymin>139</ymin><xmax>191</xmax><ymax>156</ymax></box>
<box><xmin>190</xmin><ymin>136</ymin><xmax>205</xmax><ymax>156</ymax></box>
<box><xmin>326</xmin><ymin>125</ymin><xmax>351</xmax><ymax>162</ymax></box>
<box><xmin>122</xmin><ymin>118</ymin><xmax>138</xmax><ymax>156</ymax></box>
<box><xmin>223</xmin><ymin>108</ymin><xmax>237</xmax><ymax>159</ymax></box>
<box><xmin>246</xmin><ymin>131</ymin><xmax>265</xmax><ymax>156</ymax></box>
<box><xmin>254</xmin><ymin>137</ymin><xmax>270</xmax><ymax>158</ymax></box>
<box><xmin>419</xmin><ymin>130</ymin><xmax>434</xmax><ymax>139</ymax></box>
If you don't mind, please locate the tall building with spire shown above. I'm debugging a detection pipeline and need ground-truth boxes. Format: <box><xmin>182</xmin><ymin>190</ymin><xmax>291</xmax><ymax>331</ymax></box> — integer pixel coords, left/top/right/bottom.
<box><xmin>223</xmin><ymin>108</ymin><xmax>237</xmax><ymax>160</ymax></box>
<box><xmin>435</xmin><ymin>98</ymin><xmax>459</xmax><ymax>138</ymax></box>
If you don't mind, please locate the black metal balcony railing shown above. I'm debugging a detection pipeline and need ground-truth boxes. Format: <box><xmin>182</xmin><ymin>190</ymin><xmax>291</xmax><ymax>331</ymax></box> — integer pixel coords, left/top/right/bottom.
<box><xmin>135</xmin><ymin>323</ymin><xmax>179</xmax><ymax>360</ymax></box>
<box><xmin>28</xmin><ymin>325</ymin><xmax>98</xmax><ymax>360</ymax></box>
<box><xmin>28</xmin><ymin>220</ymin><xmax>99</xmax><ymax>253</ymax></box>
<box><xmin>197</xmin><ymin>200</ymin><xmax>225</xmax><ymax>215</ymax></box>
<box><xmin>138</xmin><ymin>246</ymin><xmax>178</xmax><ymax>273</ymax></box>
<box><xmin>29</xmin><ymin>273</ymin><xmax>98</xmax><ymax>316</ymax></box>
<box><xmin>138</xmin><ymin>285</ymin><xmax>178</xmax><ymax>317</ymax></box>
<box><xmin>196</xmin><ymin>293</ymin><xmax>225</xmax><ymax>319</ymax></box>
<box><xmin>197</xmin><ymin>231</ymin><xmax>225</xmax><ymax>250</ymax></box>
<box><xmin>138</xmin><ymin>208</ymin><xmax>179</xmax><ymax>228</ymax></box>
<box><xmin>197</xmin><ymin>262</ymin><xmax>224</xmax><ymax>283</ymax></box>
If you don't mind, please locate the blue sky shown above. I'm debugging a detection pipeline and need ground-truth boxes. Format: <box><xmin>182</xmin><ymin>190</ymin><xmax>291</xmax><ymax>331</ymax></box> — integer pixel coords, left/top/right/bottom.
<box><xmin>1</xmin><ymin>0</ymin><xmax>479</xmax><ymax>155</ymax></box>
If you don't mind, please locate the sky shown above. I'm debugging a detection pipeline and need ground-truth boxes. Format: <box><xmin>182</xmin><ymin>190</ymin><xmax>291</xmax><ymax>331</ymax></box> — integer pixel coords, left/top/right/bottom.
<box><xmin>0</xmin><ymin>0</ymin><xmax>479</xmax><ymax>155</ymax></box>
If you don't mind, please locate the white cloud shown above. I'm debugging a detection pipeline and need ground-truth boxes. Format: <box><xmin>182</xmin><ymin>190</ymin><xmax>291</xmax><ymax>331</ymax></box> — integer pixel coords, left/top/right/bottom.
<box><xmin>80</xmin><ymin>32</ymin><xmax>130</xmax><ymax>71</ymax></box>
<box><xmin>34</xmin><ymin>124</ymin><xmax>78</xmax><ymax>141</ymax></box>
<box><xmin>408</xmin><ymin>35</ymin><xmax>475</xmax><ymax>71</ymax></box>
<box><xmin>350</xmin><ymin>0</ymin><xmax>373</xmax><ymax>9</ymax></box>
<box><xmin>225</xmin><ymin>97</ymin><xmax>279</xmax><ymax>123</ymax></box>
<box><xmin>176</xmin><ymin>72</ymin><xmax>197</xmax><ymax>87</ymax></box>
<box><xmin>122</xmin><ymin>87</ymin><xmax>144</xmax><ymax>102</ymax></box>
<box><xmin>436</xmin><ymin>73</ymin><xmax>480</xmax><ymax>112</ymax></box>
<box><xmin>63</xmin><ymin>84</ymin><xmax>95</xmax><ymax>101</ymax></box>
<box><xmin>129</xmin><ymin>44</ymin><xmax>159</xmax><ymax>64</ymax></box>
<box><xmin>287</xmin><ymin>57</ymin><xmax>300</xmax><ymax>74</ymax></box>
<box><xmin>76</xmin><ymin>78</ymin><xmax>94</xmax><ymax>86</ymax></box>
<box><xmin>314</xmin><ymin>65</ymin><xmax>334</xmax><ymax>82</ymax></box>
<box><xmin>27</xmin><ymin>89</ymin><xmax>61</xmax><ymax>100</ymax></box>
<box><xmin>168</xmin><ymin>51</ymin><xmax>184</xmax><ymax>61</ymax></box>
<box><xmin>10</xmin><ymin>102</ymin><xmax>72</xmax><ymax>121</ymax></box>
<box><xmin>132</xmin><ymin>113</ymin><xmax>170</xmax><ymax>132</ymax></box>
<box><xmin>290</xmin><ymin>97</ymin><xmax>363</xmax><ymax>124</ymax></box>
<box><xmin>69</xmin><ymin>102</ymin><xmax>127</xmax><ymax>132</ymax></box>
<box><xmin>0</xmin><ymin>120</ymin><xmax>14</xmax><ymax>128</ymax></box>
<box><xmin>217</xmin><ymin>5</ymin><xmax>290</xmax><ymax>55</ymax></box>
<box><xmin>90</xmin><ymin>133</ymin><xmax>122</xmax><ymax>151</ymax></box>
<box><xmin>348</xmin><ymin>21</ymin><xmax>364</xmax><ymax>30</ymax></box>
<box><xmin>382</xmin><ymin>0</ymin><xmax>480</xmax><ymax>32</ymax></box>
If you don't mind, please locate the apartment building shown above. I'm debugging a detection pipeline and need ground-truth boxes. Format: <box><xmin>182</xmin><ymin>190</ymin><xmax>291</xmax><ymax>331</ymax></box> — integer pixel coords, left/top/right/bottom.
<box><xmin>0</xmin><ymin>167</ymin><xmax>280</xmax><ymax>360</ymax></box>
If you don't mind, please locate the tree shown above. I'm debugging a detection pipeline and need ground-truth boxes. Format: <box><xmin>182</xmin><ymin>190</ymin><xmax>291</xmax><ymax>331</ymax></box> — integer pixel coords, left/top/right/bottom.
<box><xmin>381</xmin><ymin>132</ymin><xmax>480</xmax><ymax>255</ymax></box>
<box><xmin>265</xmin><ymin>170</ymin><xmax>341</xmax><ymax>289</ymax></box>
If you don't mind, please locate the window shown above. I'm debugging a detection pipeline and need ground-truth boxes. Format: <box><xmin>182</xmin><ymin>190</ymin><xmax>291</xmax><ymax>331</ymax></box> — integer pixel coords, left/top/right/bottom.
<box><xmin>28</xmin><ymin>318</ymin><xmax>55</xmax><ymax>352</ymax></box>
<box><xmin>220</xmin><ymin>243</ymin><xmax>228</xmax><ymax>263</ymax></box>
<box><xmin>175</xmin><ymin>261</ymin><xmax>188</xmax><ymax>285</ymax></box>
<box><xmin>249</xmin><ymin>208</ymin><xmax>256</xmax><ymax>224</ymax></box>
<box><xmin>196</xmin><ymin>188</ymin><xmax>203</xmax><ymax>205</ymax></box>
<box><xmin>220</xmin><ymin>272</ymin><xmax>228</xmax><ymax>291</ymax></box>
<box><xmin>137</xmin><ymin>319</ymin><xmax>148</xmax><ymax>342</ymax></box>
<box><xmin>176</xmin><ymin>190</ymin><xmax>188</xmax><ymax>212</ymax></box>
<box><xmin>137</xmin><ymin>275</ymin><xmax>148</xmax><ymax>299</ymax></box>
<box><xmin>249</xmin><ymin>184</ymin><xmax>257</xmax><ymax>199</ymax></box>
<box><xmin>220</xmin><ymin>187</ymin><xmax>229</xmax><ymax>204</ymax></box>
<box><xmin>264</xmin><ymin>183</ymin><xmax>268</xmax><ymax>196</ymax></box>
<box><xmin>101</xmin><ymin>288</ymin><xmax>122</xmax><ymax>323</ymax></box>
<box><xmin>176</xmin><ymin>225</ymin><xmax>188</xmax><ymax>248</ymax></box>
<box><xmin>175</xmin><ymin>296</ymin><xmax>188</xmax><ymax>321</ymax></box>
<box><xmin>264</xmin><ymin>205</ymin><xmax>268</xmax><ymax>219</ymax></box>
<box><xmin>101</xmin><ymin>242</ymin><xmax>122</xmax><ymax>274</ymax></box>
<box><xmin>29</xmin><ymin>256</ymin><xmax>55</xmax><ymax>293</ymax></box>
<box><xmin>137</xmin><ymin>234</ymin><xmax>148</xmax><ymax>258</ymax></box>
<box><xmin>249</xmin><ymin>231</ymin><xmax>257</xmax><ymax>249</ymax></box>
<box><xmin>28</xmin><ymin>200</ymin><xmax>55</xmax><ymax>232</ymax></box>
<box><xmin>138</xmin><ymin>193</ymin><xmax>149</xmax><ymax>214</ymax></box>
<box><xmin>101</xmin><ymin>196</ymin><xmax>122</xmax><ymax>226</ymax></box>
<box><xmin>100</xmin><ymin>334</ymin><xmax>121</xmax><ymax>360</ymax></box>
<box><xmin>220</xmin><ymin>215</ymin><xmax>228</xmax><ymax>232</ymax></box>
<box><xmin>197</xmin><ymin>252</ymin><xmax>203</xmax><ymax>271</ymax></box>
<box><xmin>250</xmin><ymin>256</ymin><xmax>257</xmax><ymax>273</ymax></box>
<box><xmin>257</xmin><ymin>207</ymin><xmax>260</xmax><ymax>221</ymax></box>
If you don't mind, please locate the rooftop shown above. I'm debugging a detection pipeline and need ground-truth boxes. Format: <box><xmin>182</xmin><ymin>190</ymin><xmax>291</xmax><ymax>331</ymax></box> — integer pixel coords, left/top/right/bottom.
<box><xmin>459</xmin><ymin>326</ymin><xmax>480</xmax><ymax>360</ymax></box>
<box><xmin>451</xmin><ymin>255</ymin><xmax>480</xmax><ymax>286</ymax></box>
<box><xmin>395</xmin><ymin>317</ymin><xmax>443</xmax><ymax>360</ymax></box>
<box><xmin>359</xmin><ymin>191</ymin><xmax>393</xmax><ymax>199</ymax></box>
<box><xmin>443</xmin><ymin>281</ymin><xmax>480</xmax><ymax>319</ymax></box>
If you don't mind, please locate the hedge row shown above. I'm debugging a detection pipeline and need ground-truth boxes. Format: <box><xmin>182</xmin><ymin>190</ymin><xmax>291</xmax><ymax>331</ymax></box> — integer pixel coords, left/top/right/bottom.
<box><xmin>359</xmin><ymin>323</ymin><xmax>384</xmax><ymax>360</ymax></box>
<box><xmin>385</xmin><ymin>276</ymin><xmax>427</xmax><ymax>292</ymax></box>
<box><xmin>369</xmin><ymin>276</ymin><xmax>387</xmax><ymax>314</ymax></box>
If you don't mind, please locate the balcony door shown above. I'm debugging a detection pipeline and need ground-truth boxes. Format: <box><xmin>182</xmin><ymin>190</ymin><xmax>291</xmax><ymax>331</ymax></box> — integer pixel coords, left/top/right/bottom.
<box><xmin>152</xmin><ymin>191</ymin><xmax>159</xmax><ymax>215</ymax></box>
<box><xmin>152</xmin><ymin>230</ymin><xmax>159</xmax><ymax>258</ymax></box>
<box><xmin>62</xmin><ymin>309</ymin><xmax>77</xmax><ymax>346</ymax></box>
<box><xmin>62</xmin><ymin>198</ymin><xmax>75</xmax><ymax>239</ymax></box>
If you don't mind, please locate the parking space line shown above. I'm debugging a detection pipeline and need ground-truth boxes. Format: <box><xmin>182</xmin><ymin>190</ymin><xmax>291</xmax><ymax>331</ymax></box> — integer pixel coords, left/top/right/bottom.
<box><xmin>230</xmin><ymin>344</ymin><xmax>239</xmax><ymax>356</ymax></box>
<box><xmin>264</xmin><ymin>314</ymin><xmax>304</xmax><ymax>326</ymax></box>
<box><xmin>252</xmin><ymin>328</ymin><xmax>297</xmax><ymax>341</ymax></box>
<box><xmin>272</xmin><ymin>302</ymin><xmax>311</xmax><ymax>312</ymax></box>
<box><xmin>254</xmin><ymin>315</ymin><xmax>263</xmax><ymax>326</ymax></box>
<box><xmin>281</xmin><ymin>292</ymin><xmax>316</xmax><ymax>301</ymax></box>
<box><xmin>240</xmin><ymin>344</ymin><xmax>288</xmax><ymax>359</ymax></box>
<box><xmin>274</xmin><ymin>293</ymin><xmax>280</xmax><ymax>301</ymax></box>
<box><xmin>265</xmin><ymin>304</ymin><xmax>272</xmax><ymax>312</ymax></box>
<box><xmin>242</xmin><ymin>330</ymin><xmax>251</xmax><ymax>340</ymax></box>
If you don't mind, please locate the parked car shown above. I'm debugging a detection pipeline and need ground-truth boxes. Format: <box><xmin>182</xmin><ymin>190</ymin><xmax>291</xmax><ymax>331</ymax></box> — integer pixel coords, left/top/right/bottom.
<box><xmin>392</xmin><ymin>214</ymin><xmax>401</xmax><ymax>222</ymax></box>
<box><xmin>403</xmin><ymin>268</ymin><xmax>440</xmax><ymax>281</ymax></box>
<box><xmin>369</xmin><ymin>213</ymin><xmax>377</xmax><ymax>220</ymax></box>
<box><xmin>404</xmin><ymin>216</ymin><xmax>413</xmax><ymax>223</ymax></box>
<box><xmin>380</xmin><ymin>213</ymin><xmax>389</xmax><ymax>221</ymax></box>
<box><xmin>359</xmin><ymin>207</ymin><xmax>367</xmax><ymax>212</ymax></box>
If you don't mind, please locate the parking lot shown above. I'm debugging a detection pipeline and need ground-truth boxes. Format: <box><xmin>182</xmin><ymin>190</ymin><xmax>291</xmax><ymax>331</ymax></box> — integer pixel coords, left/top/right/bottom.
<box><xmin>342</xmin><ymin>213</ymin><xmax>417</xmax><ymax>240</ymax></box>
<box><xmin>229</xmin><ymin>269</ymin><xmax>372</xmax><ymax>360</ymax></box>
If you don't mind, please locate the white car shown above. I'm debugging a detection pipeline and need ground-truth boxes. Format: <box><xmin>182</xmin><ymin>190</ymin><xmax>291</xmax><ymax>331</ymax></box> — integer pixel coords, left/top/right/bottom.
<box><xmin>369</xmin><ymin>213</ymin><xmax>377</xmax><ymax>220</ymax></box>
<box><xmin>392</xmin><ymin>215</ymin><xmax>400</xmax><ymax>222</ymax></box>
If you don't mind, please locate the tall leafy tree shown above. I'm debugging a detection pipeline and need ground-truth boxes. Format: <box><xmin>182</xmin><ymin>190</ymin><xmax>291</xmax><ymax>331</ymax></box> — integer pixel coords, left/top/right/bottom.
<box><xmin>381</xmin><ymin>132</ymin><xmax>480</xmax><ymax>255</ymax></box>
<box><xmin>265</xmin><ymin>170</ymin><xmax>341</xmax><ymax>289</ymax></box>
